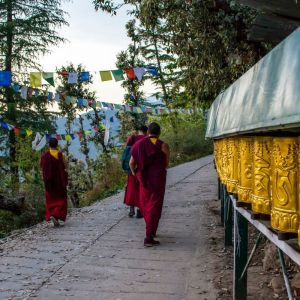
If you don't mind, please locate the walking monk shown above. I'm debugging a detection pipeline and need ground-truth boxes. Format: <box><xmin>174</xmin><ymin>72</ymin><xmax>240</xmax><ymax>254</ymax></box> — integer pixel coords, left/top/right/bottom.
<box><xmin>130</xmin><ymin>122</ymin><xmax>170</xmax><ymax>247</ymax></box>
<box><xmin>124</xmin><ymin>125</ymin><xmax>148</xmax><ymax>218</ymax></box>
<box><xmin>40</xmin><ymin>137</ymin><xmax>68</xmax><ymax>227</ymax></box>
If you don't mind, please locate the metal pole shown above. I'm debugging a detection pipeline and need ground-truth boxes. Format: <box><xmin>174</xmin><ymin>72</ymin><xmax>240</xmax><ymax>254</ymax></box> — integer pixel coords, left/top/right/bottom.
<box><xmin>277</xmin><ymin>248</ymin><xmax>293</xmax><ymax>300</ymax></box>
<box><xmin>221</xmin><ymin>182</ymin><xmax>224</xmax><ymax>225</ymax></box>
<box><xmin>239</xmin><ymin>233</ymin><xmax>263</xmax><ymax>281</ymax></box>
<box><xmin>234</xmin><ymin>209</ymin><xmax>248</xmax><ymax>300</ymax></box>
<box><xmin>224</xmin><ymin>187</ymin><xmax>233</xmax><ymax>246</ymax></box>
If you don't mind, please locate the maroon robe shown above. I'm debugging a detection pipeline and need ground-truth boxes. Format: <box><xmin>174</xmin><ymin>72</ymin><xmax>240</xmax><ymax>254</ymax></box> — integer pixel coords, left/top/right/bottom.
<box><xmin>131</xmin><ymin>136</ymin><xmax>167</xmax><ymax>238</ymax></box>
<box><xmin>124</xmin><ymin>134</ymin><xmax>144</xmax><ymax>208</ymax></box>
<box><xmin>40</xmin><ymin>151</ymin><xmax>68</xmax><ymax>221</ymax></box>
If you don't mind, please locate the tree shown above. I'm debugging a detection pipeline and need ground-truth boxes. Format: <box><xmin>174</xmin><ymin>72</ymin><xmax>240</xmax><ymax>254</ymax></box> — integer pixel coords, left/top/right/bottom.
<box><xmin>116</xmin><ymin>20</ymin><xmax>147</xmax><ymax>133</ymax></box>
<box><xmin>93</xmin><ymin>0</ymin><xmax>269</xmax><ymax>108</ymax></box>
<box><xmin>0</xmin><ymin>0</ymin><xmax>69</xmax><ymax>182</ymax></box>
<box><xmin>56</xmin><ymin>63</ymin><xmax>98</xmax><ymax>191</ymax></box>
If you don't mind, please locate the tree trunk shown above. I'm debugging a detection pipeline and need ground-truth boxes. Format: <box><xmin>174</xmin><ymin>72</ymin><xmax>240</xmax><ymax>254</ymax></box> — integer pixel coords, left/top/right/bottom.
<box><xmin>5</xmin><ymin>0</ymin><xmax>18</xmax><ymax>184</ymax></box>
<box><xmin>78</xmin><ymin>115</ymin><xmax>93</xmax><ymax>189</ymax></box>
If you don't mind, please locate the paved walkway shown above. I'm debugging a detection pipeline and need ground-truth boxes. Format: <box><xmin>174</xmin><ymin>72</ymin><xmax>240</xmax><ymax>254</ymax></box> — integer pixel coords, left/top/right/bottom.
<box><xmin>0</xmin><ymin>155</ymin><xmax>218</xmax><ymax>300</ymax></box>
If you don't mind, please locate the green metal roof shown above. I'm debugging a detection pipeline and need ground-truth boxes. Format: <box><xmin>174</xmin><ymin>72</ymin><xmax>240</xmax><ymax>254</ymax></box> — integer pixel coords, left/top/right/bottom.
<box><xmin>206</xmin><ymin>28</ymin><xmax>300</xmax><ymax>139</ymax></box>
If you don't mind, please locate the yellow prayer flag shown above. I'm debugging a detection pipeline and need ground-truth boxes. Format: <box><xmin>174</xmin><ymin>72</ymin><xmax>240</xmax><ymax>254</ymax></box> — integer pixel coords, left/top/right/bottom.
<box><xmin>30</xmin><ymin>72</ymin><xmax>42</xmax><ymax>88</ymax></box>
<box><xmin>99</xmin><ymin>71</ymin><xmax>113</xmax><ymax>82</ymax></box>
<box><xmin>65</xmin><ymin>134</ymin><xmax>72</xmax><ymax>141</ymax></box>
<box><xmin>84</xmin><ymin>130</ymin><xmax>92</xmax><ymax>135</ymax></box>
<box><xmin>26</xmin><ymin>129</ymin><xmax>33</xmax><ymax>136</ymax></box>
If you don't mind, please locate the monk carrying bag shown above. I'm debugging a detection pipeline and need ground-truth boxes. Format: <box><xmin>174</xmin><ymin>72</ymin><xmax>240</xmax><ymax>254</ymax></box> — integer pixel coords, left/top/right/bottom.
<box><xmin>121</xmin><ymin>135</ymin><xmax>135</xmax><ymax>173</ymax></box>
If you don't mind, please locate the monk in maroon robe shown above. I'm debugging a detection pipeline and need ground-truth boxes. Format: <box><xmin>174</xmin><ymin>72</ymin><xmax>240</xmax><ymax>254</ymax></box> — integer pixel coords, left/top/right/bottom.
<box><xmin>124</xmin><ymin>125</ymin><xmax>148</xmax><ymax>218</ymax></box>
<box><xmin>40</xmin><ymin>138</ymin><xmax>68</xmax><ymax>227</ymax></box>
<box><xmin>130</xmin><ymin>122</ymin><xmax>170</xmax><ymax>247</ymax></box>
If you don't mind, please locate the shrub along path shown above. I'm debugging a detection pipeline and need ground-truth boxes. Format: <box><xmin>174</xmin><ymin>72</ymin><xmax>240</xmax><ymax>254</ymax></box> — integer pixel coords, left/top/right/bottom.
<box><xmin>0</xmin><ymin>155</ymin><xmax>218</xmax><ymax>300</ymax></box>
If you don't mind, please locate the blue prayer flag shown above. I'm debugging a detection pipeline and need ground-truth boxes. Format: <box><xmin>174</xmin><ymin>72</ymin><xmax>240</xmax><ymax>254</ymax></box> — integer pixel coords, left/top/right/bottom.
<box><xmin>80</xmin><ymin>72</ymin><xmax>90</xmax><ymax>81</ymax></box>
<box><xmin>0</xmin><ymin>71</ymin><xmax>12</xmax><ymax>87</ymax></box>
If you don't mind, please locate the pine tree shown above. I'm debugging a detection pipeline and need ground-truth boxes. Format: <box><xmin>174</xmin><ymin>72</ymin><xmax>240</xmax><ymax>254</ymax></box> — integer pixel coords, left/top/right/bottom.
<box><xmin>0</xmin><ymin>0</ymin><xmax>69</xmax><ymax>182</ymax></box>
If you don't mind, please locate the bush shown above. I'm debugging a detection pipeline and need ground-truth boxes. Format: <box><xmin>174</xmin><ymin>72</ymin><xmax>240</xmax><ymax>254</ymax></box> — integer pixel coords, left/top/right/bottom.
<box><xmin>80</xmin><ymin>152</ymin><xmax>126</xmax><ymax>206</ymax></box>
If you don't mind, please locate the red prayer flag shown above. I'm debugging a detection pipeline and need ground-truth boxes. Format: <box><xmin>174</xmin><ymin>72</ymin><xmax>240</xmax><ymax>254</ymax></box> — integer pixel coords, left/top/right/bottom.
<box><xmin>124</xmin><ymin>68</ymin><xmax>135</xmax><ymax>80</ymax></box>
<box><xmin>56</xmin><ymin>134</ymin><xmax>62</xmax><ymax>141</ymax></box>
<box><xmin>13</xmin><ymin>127</ymin><xmax>20</xmax><ymax>135</ymax></box>
<box><xmin>77</xmin><ymin>132</ymin><xmax>83</xmax><ymax>139</ymax></box>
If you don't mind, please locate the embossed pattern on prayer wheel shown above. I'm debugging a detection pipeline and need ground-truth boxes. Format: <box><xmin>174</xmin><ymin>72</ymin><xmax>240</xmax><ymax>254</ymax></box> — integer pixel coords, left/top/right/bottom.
<box><xmin>271</xmin><ymin>137</ymin><xmax>299</xmax><ymax>233</ymax></box>
<box><xmin>226</xmin><ymin>138</ymin><xmax>239</xmax><ymax>193</ymax></box>
<box><xmin>220</xmin><ymin>139</ymin><xmax>228</xmax><ymax>184</ymax></box>
<box><xmin>251</xmin><ymin>137</ymin><xmax>272</xmax><ymax>214</ymax></box>
<box><xmin>237</xmin><ymin>137</ymin><xmax>253</xmax><ymax>203</ymax></box>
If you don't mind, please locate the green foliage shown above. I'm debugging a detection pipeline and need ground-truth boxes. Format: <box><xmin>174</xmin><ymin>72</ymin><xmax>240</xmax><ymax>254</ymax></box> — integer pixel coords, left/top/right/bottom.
<box><xmin>93</xmin><ymin>0</ymin><xmax>270</xmax><ymax>107</ymax></box>
<box><xmin>150</xmin><ymin>113</ymin><xmax>213</xmax><ymax>166</ymax></box>
<box><xmin>81</xmin><ymin>152</ymin><xmax>126</xmax><ymax>206</ymax></box>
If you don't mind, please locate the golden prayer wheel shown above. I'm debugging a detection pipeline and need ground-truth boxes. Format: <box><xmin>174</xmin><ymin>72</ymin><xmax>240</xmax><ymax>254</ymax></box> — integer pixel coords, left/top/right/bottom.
<box><xmin>237</xmin><ymin>137</ymin><xmax>253</xmax><ymax>203</ymax></box>
<box><xmin>271</xmin><ymin>137</ymin><xmax>299</xmax><ymax>233</ymax></box>
<box><xmin>213</xmin><ymin>139</ymin><xmax>222</xmax><ymax>179</ymax></box>
<box><xmin>226</xmin><ymin>137</ymin><xmax>239</xmax><ymax>193</ymax></box>
<box><xmin>251</xmin><ymin>137</ymin><xmax>272</xmax><ymax>214</ymax></box>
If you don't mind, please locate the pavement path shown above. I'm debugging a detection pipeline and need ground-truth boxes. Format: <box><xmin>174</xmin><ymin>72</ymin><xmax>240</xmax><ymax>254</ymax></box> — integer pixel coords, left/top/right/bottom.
<box><xmin>0</xmin><ymin>155</ymin><xmax>218</xmax><ymax>300</ymax></box>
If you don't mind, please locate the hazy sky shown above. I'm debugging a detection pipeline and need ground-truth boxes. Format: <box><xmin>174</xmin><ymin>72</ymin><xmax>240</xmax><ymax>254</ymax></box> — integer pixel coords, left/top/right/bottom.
<box><xmin>40</xmin><ymin>0</ymin><xmax>156</xmax><ymax>103</ymax></box>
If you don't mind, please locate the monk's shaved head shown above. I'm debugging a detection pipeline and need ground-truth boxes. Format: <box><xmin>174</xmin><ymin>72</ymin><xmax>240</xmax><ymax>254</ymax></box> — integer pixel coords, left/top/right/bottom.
<box><xmin>49</xmin><ymin>137</ymin><xmax>58</xmax><ymax>148</ymax></box>
<box><xmin>148</xmin><ymin>122</ymin><xmax>161</xmax><ymax>135</ymax></box>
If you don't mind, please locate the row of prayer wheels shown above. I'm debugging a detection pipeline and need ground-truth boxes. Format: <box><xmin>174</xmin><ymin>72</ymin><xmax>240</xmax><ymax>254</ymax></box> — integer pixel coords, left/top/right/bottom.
<box><xmin>214</xmin><ymin>136</ymin><xmax>300</xmax><ymax>243</ymax></box>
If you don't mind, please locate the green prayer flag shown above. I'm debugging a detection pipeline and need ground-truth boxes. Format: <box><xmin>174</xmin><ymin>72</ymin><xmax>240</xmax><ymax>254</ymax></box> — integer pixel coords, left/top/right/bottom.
<box><xmin>100</xmin><ymin>70</ymin><xmax>113</xmax><ymax>82</ymax></box>
<box><xmin>111</xmin><ymin>69</ymin><xmax>125</xmax><ymax>82</ymax></box>
<box><xmin>42</xmin><ymin>72</ymin><xmax>55</xmax><ymax>86</ymax></box>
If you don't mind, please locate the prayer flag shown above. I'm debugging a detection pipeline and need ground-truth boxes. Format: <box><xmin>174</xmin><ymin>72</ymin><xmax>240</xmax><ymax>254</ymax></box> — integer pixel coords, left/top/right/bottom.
<box><xmin>100</xmin><ymin>71</ymin><xmax>113</xmax><ymax>81</ymax></box>
<box><xmin>83</xmin><ymin>99</ymin><xmax>88</xmax><ymax>107</ymax></box>
<box><xmin>111</xmin><ymin>69</ymin><xmax>125</xmax><ymax>81</ymax></box>
<box><xmin>110</xmin><ymin>116</ymin><xmax>114</xmax><ymax>123</ymax></box>
<box><xmin>48</xmin><ymin>92</ymin><xmax>53</xmax><ymax>101</ymax></box>
<box><xmin>68</xmin><ymin>72</ymin><xmax>78</xmax><ymax>84</ymax></box>
<box><xmin>77</xmin><ymin>98</ymin><xmax>84</xmax><ymax>107</ymax></box>
<box><xmin>136</xmin><ymin>107</ymin><xmax>143</xmax><ymax>114</ymax></box>
<box><xmin>92</xmin><ymin>100</ymin><xmax>97</xmax><ymax>109</ymax></box>
<box><xmin>65</xmin><ymin>96</ymin><xmax>72</xmax><ymax>105</ymax></box>
<box><xmin>56</xmin><ymin>134</ymin><xmax>62</xmax><ymax>141</ymax></box>
<box><xmin>12</xmin><ymin>83</ymin><xmax>20</xmax><ymax>93</ymax></box>
<box><xmin>20</xmin><ymin>129</ymin><xmax>26</xmax><ymax>136</ymax></box>
<box><xmin>0</xmin><ymin>71</ymin><xmax>12</xmax><ymax>87</ymax></box>
<box><xmin>77</xmin><ymin>132</ymin><xmax>83</xmax><ymax>139</ymax></box>
<box><xmin>80</xmin><ymin>72</ymin><xmax>90</xmax><ymax>81</ymax></box>
<box><xmin>58</xmin><ymin>71</ymin><xmax>68</xmax><ymax>77</ymax></box>
<box><xmin>65</xmin><ymin>134</ymin><xmax>71</xmax><ymax>142</ymax></box>
<box><xmin>61</xmin><ymin>134</ymin><xmax>66</xmax><ymax>140</ymax></box>
<box><xmin>54</xmin><ymin>93</ymin><xmax>60</xmax><ymax>101</ymax></box>
<box><xmin>0</xmin><ymin>121</ymin><xmax>9</xmax><ymax>130</ymax></box>
<box><xmin>145</xmin><ymin>66</ymin><xmax>158</xmax><ymax>76</ymax></box>
<box><xmin>26</xmin><ymin>129</ymin><xmax>33</xmax><ymax>136</ymax></box>
<box><xmin>28</xmin><ymin>88</ymin><xmax>34</xmax><ymax>97</ymax></box>
<box><xmin>84</xmin><ymin>130</ymin><xmax>92</xmax><ymax>135</ymax></box>
<box><xmin>13</xmin><ymin>128</ymin><xmax>20</xmax><ymax>135</ymax></box>
<box><xmin>133</xmin><ymin>67</ymin><xmax>146</xmax><ymax>81</ymax></box>
<box><xmin>20</xmin><ymin>86</ymin><xmax>28</xmax><ymax>100</ymax></box>
<box><xmin>34</xmin><ymin>89</ymin><xmax>40</xmax><ymax>97</ymax></box>
<box><xmin>42</xmin><ymin>72</ymin><xmax>55</xmax><ymax>86</ymax></box>
<box><xmin>71</xmin><ymin>96</ymin><xmax>77</xmax><ymax>104</ymax></box>
<box><xmin>124</xmin><ymin>68</ymin><xmax>135</xmax><ymax>80</ymax></box>
<box><xmin>30</xmin><ymin>72</ymin><xmax>42</xmax><ymax>87</ymax></box>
